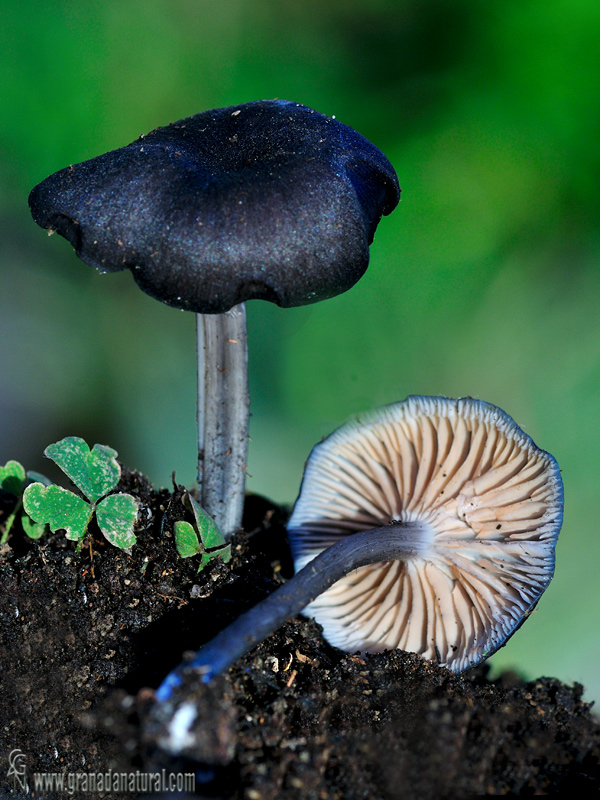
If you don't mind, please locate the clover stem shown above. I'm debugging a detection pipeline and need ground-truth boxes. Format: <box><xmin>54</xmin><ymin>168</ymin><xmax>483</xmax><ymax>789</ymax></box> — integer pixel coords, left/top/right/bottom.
<box><xmin>0</xmin><ymin>497</ymin><xmax>22</xmax><ymax>544</ymax></box>
<box><xmin>156</xmin><ymin>521</ymin><xmax>428</xmax><ymax>700</ymax></box>
<box><xmin>196</xmin><ymin>304</ymin><xmax>249</xmax><ymax>539</ymax></box>
<box><xmin>75</xmin><ymin>503</ymin><xmax>96</xmax><ymax>553</ymax></box>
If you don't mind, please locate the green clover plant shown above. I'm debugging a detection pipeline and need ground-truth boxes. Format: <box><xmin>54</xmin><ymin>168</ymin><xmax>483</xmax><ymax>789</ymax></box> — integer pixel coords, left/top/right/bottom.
<box><xmin>174</xmin><ymin>491</ymin><xmax>231</xmax><ymax>572</ymax></box>
<box><xmin>0</xmin><ymin>460</ymin><xmax>48</xmax><ymax>542</ymax></box>
<box><xmin>23</xmin><ymin>437</ymin><xmax>139</xmax><ymax>551</ymax></box>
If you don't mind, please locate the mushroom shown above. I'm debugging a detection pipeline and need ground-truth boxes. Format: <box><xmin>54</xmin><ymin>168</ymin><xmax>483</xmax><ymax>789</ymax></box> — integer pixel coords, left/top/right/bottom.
<box><xmin>287</xmin><ymin>395</ymin><xmax>564</xmax><ymax>672</ymax></box>
<box><xmin>28</xmin><ymin>99</ymin><xmax>400</xmax><ymax>537</ymax></box>
<box><xmin>156</xmin><ymin>395</ymin><xmax>563</xmax><ymax>698</ymax></box>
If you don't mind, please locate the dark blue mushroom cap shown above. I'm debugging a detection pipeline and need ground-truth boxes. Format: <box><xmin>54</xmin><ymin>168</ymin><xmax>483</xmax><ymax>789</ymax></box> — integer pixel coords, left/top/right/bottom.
<box><xmin>29</xmin><ymin>100</ymin><xmax>400</xmax><ymax>314</ymax></box>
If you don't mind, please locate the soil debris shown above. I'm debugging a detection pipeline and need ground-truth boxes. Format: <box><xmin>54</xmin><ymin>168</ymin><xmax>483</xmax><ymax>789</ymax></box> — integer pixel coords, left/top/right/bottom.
<box><xmin>0</xmin><ymin>470</ymin><xmax>598</xmax><ymax>798</ymax></box>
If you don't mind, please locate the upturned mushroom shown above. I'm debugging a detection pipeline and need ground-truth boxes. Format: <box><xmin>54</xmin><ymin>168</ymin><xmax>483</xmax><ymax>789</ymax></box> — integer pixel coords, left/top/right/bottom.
<box><xmin>29</xmin><ymin>99</ymin><xmax>400</xmax><ymax>537</ymax></box>
<box><xmin>156</xmin><ymin>395</ymin><xmax>563</xmax><ymax>698</ymax></box>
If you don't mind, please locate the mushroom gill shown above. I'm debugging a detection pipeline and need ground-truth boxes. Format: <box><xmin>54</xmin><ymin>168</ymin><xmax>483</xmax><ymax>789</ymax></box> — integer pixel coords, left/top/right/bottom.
<box><xmin>287</xmin><ymin>395</ymin><xmax>563</xmax><ymax>672</ymax></box>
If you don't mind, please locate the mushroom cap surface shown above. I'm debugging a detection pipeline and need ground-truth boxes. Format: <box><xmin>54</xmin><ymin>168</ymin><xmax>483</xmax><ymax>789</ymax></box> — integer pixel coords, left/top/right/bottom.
<box><xmin>29</xmin><ymin>100</ymin><xmax>400</xmax><ymax>314</ymax></box>
<box><xmin>287</xmin><ymin>396</ymin><xmax>564</xmax><ymax>673</ymax></box>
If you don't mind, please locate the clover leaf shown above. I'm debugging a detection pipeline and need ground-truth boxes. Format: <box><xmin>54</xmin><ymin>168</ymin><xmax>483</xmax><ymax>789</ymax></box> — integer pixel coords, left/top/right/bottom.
<box><xmin>23</xmin><ymin>483</ymin><xmax>93</xmax><ymax>542</ymax></box>
<box><xmin>0</xmin><ymin>460</ymin><xmax>26</xmax><ymax>497</ymax></box>
<box><xmin>96</xmin><ymin>493</ymin><xmax>139</xmax><ymax>550</ymax></box>
<box><xmin>22</xmin><ymin>437</ymin><xmax>139</xmax><ymax>551</ymax></box>
<box><xmin>173</xmin><ymin>521</ymin><xmax>203</xmax><ymax>558</ymax></box>
<box><xmin>174</xmin><ymin>491</ymin><xmax>231</xmax><ymax>571</ymax></box>
<box><xmin>21</xmin><ymin>514</ymin><xmax>46</xmax><ymax>540</ymax></box>
<box><xmin>44</xmin><ymin>437</ymin><xmax>120</xmax><ymax>503</ymax></box>
<box><xmin>0</xmin><ymin>460</ymin><xmax>47</xmax><ymax>542</ymax></box>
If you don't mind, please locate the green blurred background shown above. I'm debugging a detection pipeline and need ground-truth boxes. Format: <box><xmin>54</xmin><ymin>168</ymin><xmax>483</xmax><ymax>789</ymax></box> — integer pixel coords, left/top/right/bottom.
<box><xmin>2</xmin><ymin>0</ymin><xmax>599</xmax><ymax>703</ymax></box>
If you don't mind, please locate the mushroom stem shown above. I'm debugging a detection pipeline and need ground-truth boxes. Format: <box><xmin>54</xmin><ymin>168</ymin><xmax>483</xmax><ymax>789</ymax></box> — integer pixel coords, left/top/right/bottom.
<box><xmin>196</xmin><ymin>303</ymin><xmax>249</xmax><ymax>539</ymax></box>
<box><xmin>156</xmin><ymin>521</ymin><xmax>429</xmax><ymax>700</ymax></box>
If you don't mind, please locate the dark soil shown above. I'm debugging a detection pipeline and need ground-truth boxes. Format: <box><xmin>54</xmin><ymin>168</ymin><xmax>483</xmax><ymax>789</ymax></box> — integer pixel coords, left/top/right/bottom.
<box><xmin>1</xmin><ymin>468</ymin><xmax>599</xmax><ymax>798</ymax></box>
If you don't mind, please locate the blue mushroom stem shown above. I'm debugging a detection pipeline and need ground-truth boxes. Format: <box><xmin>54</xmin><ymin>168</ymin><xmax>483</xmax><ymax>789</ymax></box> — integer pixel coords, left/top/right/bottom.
<box><xmin>196</xmin><ymin>304</ymin><xmax>249</xmax><ymax>540</ymax></box>
<box><xmin>156</xmin><ymin>521</ymin><xmax>427</xmax><ymax>701</ymax></box>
